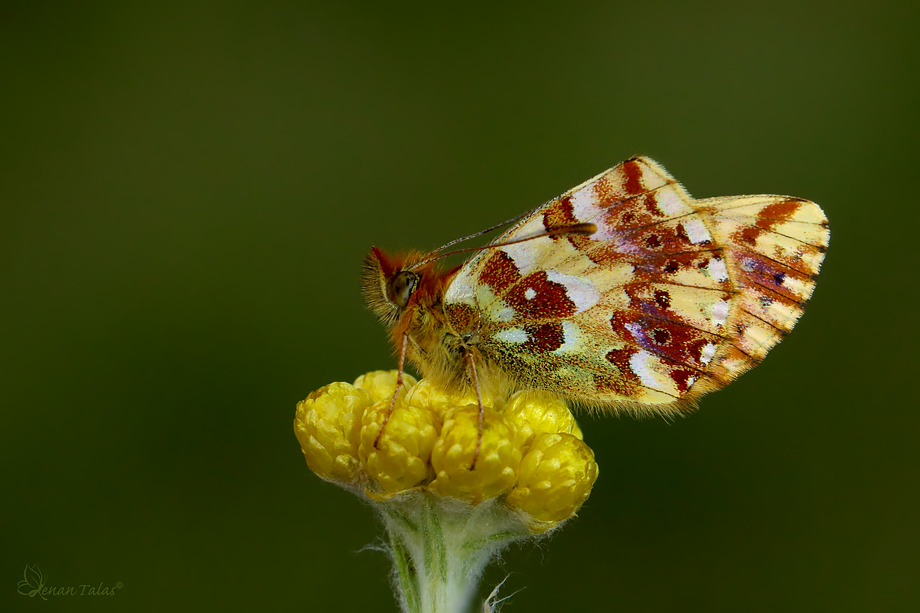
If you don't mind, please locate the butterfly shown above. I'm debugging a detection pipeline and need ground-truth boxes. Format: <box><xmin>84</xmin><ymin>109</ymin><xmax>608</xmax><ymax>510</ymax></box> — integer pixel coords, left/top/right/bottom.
<box><xmin>362</xmin><ymin>156</ymin><xmax>828</xmax><ymax>420</ymax></box>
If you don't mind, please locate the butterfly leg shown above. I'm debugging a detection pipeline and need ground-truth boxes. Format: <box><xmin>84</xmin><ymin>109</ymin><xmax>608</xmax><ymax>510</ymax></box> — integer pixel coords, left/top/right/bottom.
<box><xmin>374</xmin><ymin>332</ymin><xmax>409</xmax><ymax>449</ymax></box>
<box><xmin>465</xmin><ymin>351</ymin><xmax>485</xmax><ymax>470</ymax></box>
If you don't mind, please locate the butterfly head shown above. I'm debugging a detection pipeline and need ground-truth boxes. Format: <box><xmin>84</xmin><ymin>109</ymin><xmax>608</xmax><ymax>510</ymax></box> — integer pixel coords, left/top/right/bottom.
<box><xmin>362</xmin><ymin>247</ymin><xmax>452</xmax><ymax>328</ymax></box>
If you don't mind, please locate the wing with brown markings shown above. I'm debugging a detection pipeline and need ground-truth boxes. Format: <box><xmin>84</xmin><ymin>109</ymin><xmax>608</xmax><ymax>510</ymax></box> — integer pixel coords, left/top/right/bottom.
<box><xmin>443</xmin><ymin>157</ymin><xmax>828</xmax><ymax>415</ymax></box>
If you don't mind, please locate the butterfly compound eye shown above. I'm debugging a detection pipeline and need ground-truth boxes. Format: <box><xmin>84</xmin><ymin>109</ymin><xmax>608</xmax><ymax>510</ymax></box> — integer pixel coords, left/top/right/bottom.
<box><xmin>387</xmin><ymin>271</ymin><xmax>420</xmax><ymax>309</ymax></box>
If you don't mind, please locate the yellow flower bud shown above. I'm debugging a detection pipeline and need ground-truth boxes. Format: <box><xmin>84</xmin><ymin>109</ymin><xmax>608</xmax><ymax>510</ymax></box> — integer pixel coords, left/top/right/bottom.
<box><xmin>359</xmin><ymin>397</ymin><xmax>440</xmax><ymax>496</ymax></box>
<box><xmin>406</xmin><ymin>379</ymin><xmax>502</xmax><ymax>417</ymax></box>
<box><xmin>505</xmin><ymin>433</ymin><xmax>598</xmax><ymax>531</ymax></box>
<box><xmin>353</xmin><ymin>370</ymin><xmax>418</xmax><ymax>404</ymax></box>
<box><xmin>294</xmin><ymin>382</ymin><xmax>370</xmax><ymax>484</ymax></box>
<box><xmin>503</xmin><ymin>390</ymin><xmax>583</xmax><ymax>448</ymax></box>
<box><xmin>429</xmin><ymin>405</ymin><xmax>522</xmax><ymax>504</ymax></box>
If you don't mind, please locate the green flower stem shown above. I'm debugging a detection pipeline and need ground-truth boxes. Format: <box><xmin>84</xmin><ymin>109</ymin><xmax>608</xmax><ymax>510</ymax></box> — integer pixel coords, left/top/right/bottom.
<box><xmin>379</xmin><ymin>492</ymin><xmax>531</xmax><ymax>613</ymax></box>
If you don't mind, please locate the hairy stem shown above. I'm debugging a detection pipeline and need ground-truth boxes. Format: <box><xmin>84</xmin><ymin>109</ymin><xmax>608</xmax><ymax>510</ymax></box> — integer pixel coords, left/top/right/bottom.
<box><xmin>380</xmin><ymin>493</ymin><xmax>529</xmax><ymax>613</ymax></box>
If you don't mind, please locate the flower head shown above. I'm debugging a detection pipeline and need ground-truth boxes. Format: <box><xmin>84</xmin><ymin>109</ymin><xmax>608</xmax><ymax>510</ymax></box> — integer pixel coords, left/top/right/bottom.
<box><xmin>353</xmin><ymin>370</ymin><xmax>418</xmax><ymax>404</ymax></box>
<box><xmin>359</xmin><ymin>395</ymin><xmax>439</xmax><ymax>498</ymax></box>
<box><xmin>503</xmin><ymin>389</ymin><xmax>583</xmax><ymax>445</ymax></box>
<box><xmin>293</xmin><ymin>382</ymin><xmax>368</xmax><ymax>485</ymax></box>
<box><xmin>294</xmin><ymin>372</ymin><xmax>598</xmax><ymax>531</ymax></box>
<box><xmin>428</xmin><ymin>404</ymin><xmax>523</xmax><ymax>503</ymax></box>
<box><xmin>295</xmin><ymin>372</ymin><xmax>601</xmax><ymax>613</ymax></box>
<box><xmin>505</xmin><ymin>432</ymin><xmax>599</xmax><ymax>532</ymax></box>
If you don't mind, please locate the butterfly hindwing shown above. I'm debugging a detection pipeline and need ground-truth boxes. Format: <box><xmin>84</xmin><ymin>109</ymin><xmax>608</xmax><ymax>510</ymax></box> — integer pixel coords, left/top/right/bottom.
<box><xmin>698</xmin><ymin>195</ymin><xmax>829</xmax><ymax>386</ymax></box>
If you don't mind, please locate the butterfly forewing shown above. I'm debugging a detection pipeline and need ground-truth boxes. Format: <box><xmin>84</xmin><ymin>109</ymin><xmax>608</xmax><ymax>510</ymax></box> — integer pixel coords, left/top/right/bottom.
<box><xmin>443</xmin><ymin>157</ymin><xmax>828</xmax><ymax>415</ymax></box>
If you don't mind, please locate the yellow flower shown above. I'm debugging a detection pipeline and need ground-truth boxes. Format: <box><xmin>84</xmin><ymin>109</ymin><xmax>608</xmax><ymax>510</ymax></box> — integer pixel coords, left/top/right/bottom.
<box><xmin>503</xmin><ymin>389</ymin><xmax>584</xmax><ymax>448</ymax></box>
<box><xmin>505</xmin><ymin>433</ymin><xmax>599</xmax><ymax>531</ymax></box>
<box><xmin>359</xmin><ymin>396</ymin><xmax>440</xmax><ymax>497</ymax></box>
<box><xmin>293</xmin><ymin>382</ymin><xmax>370</xmax><ymax>484</ymax></box>
<box><xmin>405</xmin><ymin>378</ymin><xmax>503</xmax><ymax>416</ymax></box>
<box><xmin>295</xmin><ymin>373</ymin><xmax>598</xmax><ymax>529</ymax></box>
<box><xmin>352</xmin><ymin>370</ymin><xmax>418</xmax><ymax>404</ymax></box>
<box><xmin>428</xmin><ymin>405</ymin><xmax>523</xmax><ymax>504</ymax></box>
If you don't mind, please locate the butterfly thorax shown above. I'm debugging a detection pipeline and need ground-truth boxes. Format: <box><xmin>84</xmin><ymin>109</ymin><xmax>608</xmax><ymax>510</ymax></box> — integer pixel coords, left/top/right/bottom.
<box><xmin>362</xmin><ymin>247</ymin><xmax>491</xmax><ymax>393</ymax></box>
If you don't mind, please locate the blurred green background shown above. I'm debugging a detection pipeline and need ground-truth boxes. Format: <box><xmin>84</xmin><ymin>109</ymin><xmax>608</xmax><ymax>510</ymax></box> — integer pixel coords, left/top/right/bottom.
<box><xmin>2</xmin><ymin>1</ymin><xmax>917</xmax><ymax>611</ymax></box>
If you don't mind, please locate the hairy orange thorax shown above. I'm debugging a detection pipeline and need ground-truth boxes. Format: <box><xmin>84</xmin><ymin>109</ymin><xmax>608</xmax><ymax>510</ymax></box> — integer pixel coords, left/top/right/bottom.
<box><xmin>361</xmin><ymin>247</ymin><xmax>468</xmax><ymax>384</ymax></box>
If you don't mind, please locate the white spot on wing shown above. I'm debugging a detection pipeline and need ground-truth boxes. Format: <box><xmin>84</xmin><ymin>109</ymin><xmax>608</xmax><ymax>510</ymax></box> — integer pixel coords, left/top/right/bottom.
<box><xmin>554</xmin><ymin>321</ymin><xmax>582</xmax><ymax>354</ymax></box>
<box><xmin>570</xmin><ymin>187</ymin><xmax>602</xmax><ymax>222</ymax></box>
<box><xmin>623</xmin><ymin>321</ymin><xmax>644</xmax><ymax>342</ymax></box>
<box><xmin>501</xmin><ymin>243</ymin><xmax>538</xmax><ymax>277</ymax></box>
<box><xmin>443</xmin><ymin>278</ymin><xmax>475</xmax><ymax>306</ymax></box>
<box><xmin>524</xmin><ymin>287</ymin><xmax>537</xmax><ymax>300</ymax></box>
<box><xmin>656</xmin><ymin>190</ymin><xmax>688</xmax><ymax>215</ymax></box>
<box><xmin>500</xmin><ymin>217</ymin><xmax>546</xmax><ymax>276</ymax></box>
<box><xmin>709</xmin><ymin>257</ymin><xmax>729</xmax><ymax>282</ymax></box>
<box><xmin>545</xmin><ymin>270</ymin><xmax>600</xmax><ymax>312</ymax></box>
<box><xmin>629</xmin><ymin>350</ymin><xmax>660</xmax><ymax>389</ymax></box>
<box><xmin>700</xmin><ymin>342</ymin><xmax>717</xmax><ymax>365</ymax></box>
<box><xmin>570</xmin><ymin>185</ymin><xmax>617</xmax><ymax>241</ymax></box>
<box><xmin>494</xmin><ymin>328</ymin><xmax>528</xmax><ymax>344</ymax></box>
<box><xmin>683</xmin><ymin>217</ymin><xmax>712</xmax><ymax>244</ymax></box>
<box><xmin>713</xmin><ymin>298</ymin><xmax>730</xmax><ymax>327</ymax></box>
<box><xmin>491</xmin><ymin>303</ymin><xmax>515</xmax><ymax>322</ymax></box>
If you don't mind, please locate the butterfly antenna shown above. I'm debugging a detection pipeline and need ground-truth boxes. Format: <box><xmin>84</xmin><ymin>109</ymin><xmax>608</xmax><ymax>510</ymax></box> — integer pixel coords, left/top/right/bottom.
<box><xmin>412</xmin><ymin>222</ymin><xmax>597</xmax><ymax>269</ymax></box>
<box><xmin>411</xmin><ymin>209</ymin><xmax>532</xmax><ymax>269</ymax></box>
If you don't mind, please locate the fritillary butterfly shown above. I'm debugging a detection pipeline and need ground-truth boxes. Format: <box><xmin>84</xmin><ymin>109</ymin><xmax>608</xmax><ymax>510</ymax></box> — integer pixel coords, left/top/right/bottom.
<box><xmin>362</xmin><ymin>156</ymin><xmax>828</xmax><ymax>417</ymax></box>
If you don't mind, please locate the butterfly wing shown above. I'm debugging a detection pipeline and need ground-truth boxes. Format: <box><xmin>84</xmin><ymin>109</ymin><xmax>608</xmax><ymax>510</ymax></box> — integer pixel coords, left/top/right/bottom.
<box><xmin>695</xmin><ymin>194</ymin><xmax>828</xmax><ymax>390</ymax></box>
<box><xmin>443</xmin><ymin>156</ymin><xmax>828</xmax><ymax>415</ymax></box>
